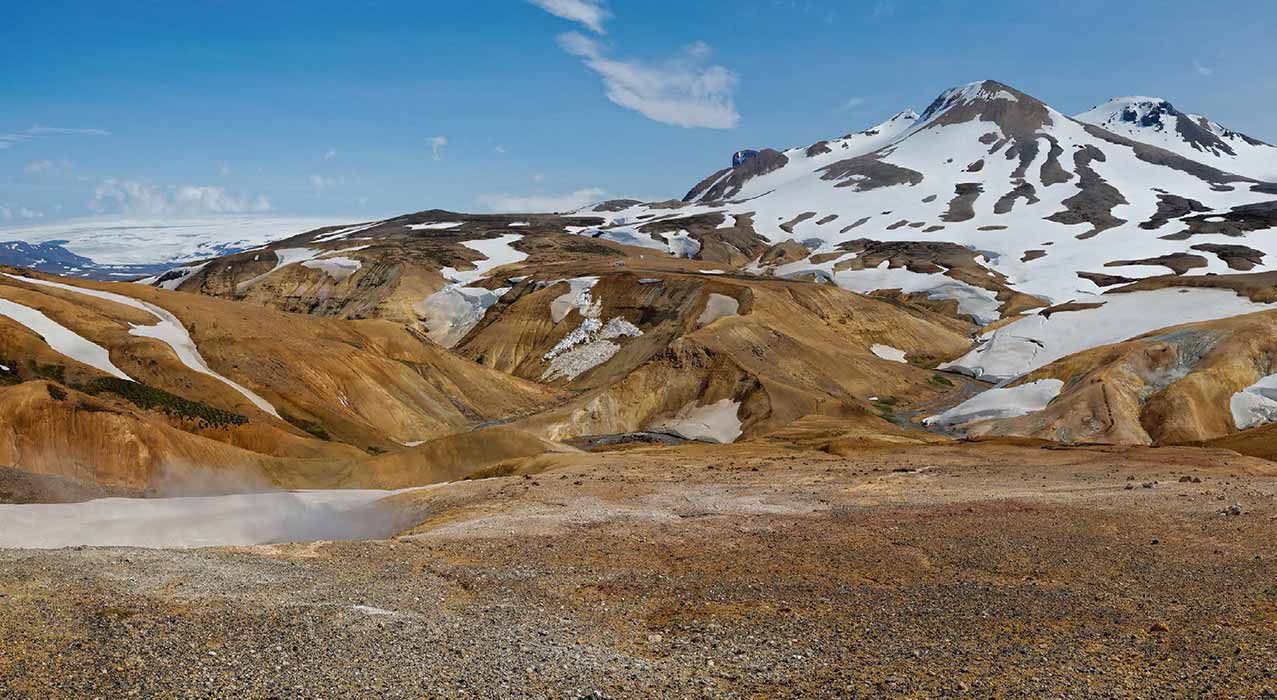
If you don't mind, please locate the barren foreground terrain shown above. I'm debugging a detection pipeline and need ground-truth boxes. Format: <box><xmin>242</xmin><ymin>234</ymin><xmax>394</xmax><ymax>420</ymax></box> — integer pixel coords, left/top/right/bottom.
<box><xmin>3</xmin><ymin>438</ymin><xmax>1277</xmax><ymax>698</ymax></box>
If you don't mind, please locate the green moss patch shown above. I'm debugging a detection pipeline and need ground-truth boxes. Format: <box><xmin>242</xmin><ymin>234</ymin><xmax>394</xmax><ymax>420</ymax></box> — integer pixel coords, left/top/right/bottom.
<box><xmin>82</xmin><ymin>377</ymin><xmax>248</xmax><ymax>429</ymax></box>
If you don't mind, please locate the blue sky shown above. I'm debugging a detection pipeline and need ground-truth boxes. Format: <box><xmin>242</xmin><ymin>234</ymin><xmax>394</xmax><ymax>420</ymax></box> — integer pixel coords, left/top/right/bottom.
<box><xmin>2</xmin><ymin>0</ymin><xmax>1274</xmax><ymax>225</ymax></box>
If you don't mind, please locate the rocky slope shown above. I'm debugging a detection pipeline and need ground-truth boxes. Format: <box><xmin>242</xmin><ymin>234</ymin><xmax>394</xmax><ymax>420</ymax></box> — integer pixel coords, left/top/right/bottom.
<box><xmin>0</xmin><ymin>269</ymin><xmax>561</xmax><ymax>492</ymax></box>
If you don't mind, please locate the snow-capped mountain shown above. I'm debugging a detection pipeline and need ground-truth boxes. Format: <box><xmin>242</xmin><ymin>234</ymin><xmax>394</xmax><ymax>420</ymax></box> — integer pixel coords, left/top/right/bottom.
<box><xmin>576</xmin><ymin>79</ymin><xmax>1277</xmax><ymax>381</ymax></box>
<box><xmin>1076</xmin><ymin>97</ymin><xmax>1277</xmax><ymax>181</ymax></box>
<box><xmin>589</xmin><ymin>81</ymin><xmax>1276</xmax><ymax>300</ymax></box>
<box><xmin>684</xmin><ymin>108</ymin><xmax>920</xmax><ymax>203</ymax></box>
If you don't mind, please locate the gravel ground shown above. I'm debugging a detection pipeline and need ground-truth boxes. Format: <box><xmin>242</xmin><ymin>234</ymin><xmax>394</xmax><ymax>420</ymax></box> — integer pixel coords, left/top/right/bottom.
<box><xmin>2</xmin><ymin>441</ymin><xmax>1277</xmax><ymax>698</ymax></box>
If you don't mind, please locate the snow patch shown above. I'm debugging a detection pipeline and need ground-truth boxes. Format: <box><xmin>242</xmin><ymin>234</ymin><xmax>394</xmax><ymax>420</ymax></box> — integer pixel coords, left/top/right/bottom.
<box><xmin>924</xmin><ymin>379</ymin><xmax>1064</xmax><ymax>426</ymax></box>
<box><xmin>541</xmin><ymin>316</ymin><xmax>641</xmax><ymax>381</ymax></box>
<box><xmin>311</xmin><ymin>220</ymin><xmax>383</xmax><ymax>243</ymax></box>
<box><xmin>697</xmin><ymin>293</ymin><xmax>739</xmax><ymax>326</ymax></box>
<box><xmin>302</xmin><ymin>256</ymin><xmax>362</xmax><ymax>281</ymax></box>
<box><xmin>831</xmin><ymin>261</ymin><xmax>1001</xmax><ymax>325</ymax></box>
<box><xmin>0</xmin><ymin>298</ymin><xmax>131</xmax><ymax>380</ymax></box>
<box><xmin>549</xmin><ymin>277</ymin><xmax>601</xmax><ymax>323</ymax></box>
<box><xmin>871</xmin><ymin>344</ymin><xmax>908</xmax><ymax>363</ymax></box>
<box><xmin>409</xmin><ymin>222</ymin><xmax>464</xmax><ymax>231</ymax></box>
<box><xmin>655</xmin><ymin>399</ymin><xmax>743</xmax><ymax>444</ymax></box>
<box><xmin>1231</xmin><ymin>374</ymin><xmax>1277</xmax><ymax>430</ymax></box>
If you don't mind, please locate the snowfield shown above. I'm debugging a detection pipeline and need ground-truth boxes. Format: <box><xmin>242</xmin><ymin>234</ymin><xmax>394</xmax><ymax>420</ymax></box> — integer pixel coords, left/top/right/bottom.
<box><xmin>0</xmin><ymin>216</ymin><xmax>340</xmax><ymax>267</ymax></box>
<box><xmin>925</xmin><ymin>379</ymin><xmax>1064</xmax><ymax>427</ymax></box>
<box><xmin>940</xmin><ymin>289</ymin><xmax>1273</xmax><ymax>381</ymax></box>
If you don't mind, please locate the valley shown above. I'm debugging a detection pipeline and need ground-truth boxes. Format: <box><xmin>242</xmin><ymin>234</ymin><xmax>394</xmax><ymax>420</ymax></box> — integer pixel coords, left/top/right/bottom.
<box><xmin>4</xmin><ymin>76</ymin><xmax>1277</xmax><ymax>697</ymax></box>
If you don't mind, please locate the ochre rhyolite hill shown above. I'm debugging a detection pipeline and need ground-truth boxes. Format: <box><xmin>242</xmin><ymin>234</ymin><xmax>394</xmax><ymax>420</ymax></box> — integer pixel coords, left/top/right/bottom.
<box><xmin>6</xmin><ymin>79</ymin><xmax>1277</xmax><ymax>497</ymax></box>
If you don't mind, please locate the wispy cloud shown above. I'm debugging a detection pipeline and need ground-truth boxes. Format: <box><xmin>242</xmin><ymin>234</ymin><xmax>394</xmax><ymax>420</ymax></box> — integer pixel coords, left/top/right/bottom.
<box><xmin>27</xmin><ymin>126</ymin><xmax>110</xmax><ymax>136</ymax></box>
<box><xmin>557</xmin><ymin>32</ymin><xmax>740</xmax><ymax>129</ymax></box>
<box><xmin>0</xmin><ymin>125</ymin><xmax>110</xmax><ymax>150</ymax></box>
<box><xmin>528</xmin><ymin>0</ymin><xmax>610</xmax><ymax>34</ymax></box>
<box><xmin>477</xmin><ymin>187</ymin><xmax>609</xmax><ymax>213</ymax></box>
<box><xmin>839</xmin><ymin>96</ymin><xmax>867</xmax><ymax>112</ymax></box>
<box><xmin>1193</xmin><ymin>60</ymin><xmax>1213</xmax><ymax>77</ymax></box>
<box><xmin>427</xmin><ymin>135</ymin><xmax>448</xmax><ymax>160</ymax></box>
<box><xmin>323</xmin><ymin>148</ymin><xmax>337</xmax><ymax>160</ymax></box>
<box><xmin>0</xmin><ymin>204</ymin><xmax>44</xmax><ymax>221</ymax></box>
<box><xmin>22</xmin><ymin>159</ymin><xmax>72</xmax><ymax>176</ymax></box>
<box><xmin>493</xmin><ymin>145</ymin><xmax>507</xmax><ymax>155</ymax></box>
<box><xmin>870</xmin><ymin>1</ymin><xmax>894</xmax><ymax>18</ymax></box>
<box><xmin>91</xmin><ymin>179</ymin><xmax>271</xmax><ymax>216</ymax></box>
<box><xmin>308</xmin><ymin>174</ymin><xmax>344</xmax><ymax>192</ymax></box>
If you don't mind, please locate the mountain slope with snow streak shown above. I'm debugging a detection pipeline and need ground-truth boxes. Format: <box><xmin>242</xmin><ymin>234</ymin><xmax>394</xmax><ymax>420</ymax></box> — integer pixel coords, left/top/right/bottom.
<box><xmin>585</xmin><ymin>80</ymin><xmax>1277</xmax><ymax>308</ymax></box>
<box><xmin>91</xmin><ymin>79</ymin><xmax>1277</xmax><ymax>452</ymax></box>
<box><xmin>1076</xmin><ymin>97</ymin><xmax>1277</xmax><ymax>181</ymax></box>
<box><xmin>3</xmin><ymin>272</ymin><xmax>280</xmax><ymax>416</ymax></box>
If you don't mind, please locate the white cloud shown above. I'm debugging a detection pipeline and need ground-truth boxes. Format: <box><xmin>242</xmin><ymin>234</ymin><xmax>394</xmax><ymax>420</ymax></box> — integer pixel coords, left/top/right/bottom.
<box><xmin>1193</xmin><ymin>60</ymin><xmax>1213</xmax><ymax>77</ymax></box>
<box><xmin>427</xmin><ymin>135</ymin><xmax>447</xmax><ymax>160</ymax></box>
<box><xmin>556</xmin><ymin>32</ymin><xmax>739</xmax><ymax>129</ymax></box>
<box><xmin>24</xmin><ymin>160</ymin><xmax>55</xmax><ymax>173</ymax></box>
<box><xmin>308</xmin><ymin>174</ymin><xmax>344</xmax><ymax>192</ymax></box>
<box><xmin>323</xmin><ymin>148</ymin><xmax>337</xmax><ymax>160</ymax></box>
<box><xmin>683</xmin><ymin>40</ymin><xmax>711</xmax><ymax>59</ymax></box>
<box><xmin>90</xmin><ymin>179</ymin><xmax>272</xmax><ymax>217</ymax></box>
<box><xmin>839</xmin><ymin>96</ymin><xmax>867</xmax><ymax>111</ymax></box>
<box><xmin>494</xmin><ymin>145</ymin><xmax>507</xmax><ymax>155</ymax></box>
<box><xmin>27</xmin><ymin>126</ymin><xmax>110</xmax><ymax>136</ymax></box>
<box><xmin>0</xmin><ymin>204</ymin><xmax>42</xmax><ymax>220</ymax></box>
<box><xmin>477</xmin><ymin>187</ymin><xmax>609</xmax><ymax>213</ymax></box>
<box><xmin>0</xmin><ymin>125</ymin><xmax>110</xmax><ymax>150</ymax></box>
<box><xmin>528</xmin><ymin>0</ymin><xmax>609</xmax><ymax>34</ymax></box>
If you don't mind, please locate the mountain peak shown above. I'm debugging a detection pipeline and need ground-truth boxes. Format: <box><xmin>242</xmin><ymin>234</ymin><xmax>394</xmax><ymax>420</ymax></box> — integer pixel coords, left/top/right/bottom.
<box><xmin>1076</xmin><ymin>96</ymin><xmax>1275</xmax><ymax>177</ymax></box>
<box><xmin>916</xmin><ymin>80</ymin><xmax>1055</xmax><ymax>137</ymax></box>
<box><xmin>1078</xmin><ymin>96</ymin><xmax>1179</xmax><ymax>131</ymax></box>
<box><xmin>857</xmin><ymin>109</ymin><xmax>919</xmax><ymax>138</ymax></box>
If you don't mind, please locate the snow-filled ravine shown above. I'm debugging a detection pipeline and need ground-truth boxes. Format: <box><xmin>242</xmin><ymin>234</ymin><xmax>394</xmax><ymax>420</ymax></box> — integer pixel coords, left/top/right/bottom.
<box><xmin>417</xmin><ymin>234</ymin><xmax>528</xmax><ymax>347</ymax></box>
<box><xmin>0</xmin><ymin>489</ymin><xmax>421</xmax><ymax>549</ymax></box>
<box><xmin>4</xmin><ymin>273</ymin><xmax>280</xmax><ymax>416</ymax></box>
